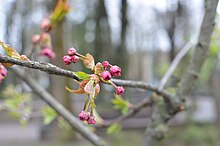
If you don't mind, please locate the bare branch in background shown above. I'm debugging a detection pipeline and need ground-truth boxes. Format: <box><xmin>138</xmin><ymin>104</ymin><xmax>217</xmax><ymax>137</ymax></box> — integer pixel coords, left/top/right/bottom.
<box><xmin>144</xmin><ymin>0</ymin><xmax>219</xmax><ymax>145</ymax></box>
<box><xmin>159</xmin><ymin>41</ymin><xmax>194</xmax><ymax>90</ymax></box>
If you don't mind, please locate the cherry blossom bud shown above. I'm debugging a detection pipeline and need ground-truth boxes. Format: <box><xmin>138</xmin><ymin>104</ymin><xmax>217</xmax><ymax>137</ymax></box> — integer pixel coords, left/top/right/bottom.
<box><xmin>0</xmin><ymin>65</ymin><xmax>7</xmax><ymax>77</ymax></box>
<box><xmin>101</xmin><ymin>71</ymin><xmax>112</xmax><ymax>81</ymax></box>
<box><xmin>63</xmin><ymin>55</ymin><xmax>72</xmax><ymax>65</ymax></box>
<box><xmin>115</xmin><ymin>86</ymin><xmax>125</xmax><ymax>95</ymax></box>
<box><xmin>40</xmin><ymin>18</ymin><xmax>51</xmax><ymax>31</ymax></box>
<box><xmin>40</xmin><ymin>47</ymin><xmax>56</xmax><ymax>60</ymax></box>
<box><xmin>102</xmin><ymin>61</ymin><xmax>109</xmax><ymax>69</ymax></box>
<box><xmin>87</xmin><ymin>115</ymin><xmax>96</xmax><ymax>125</ymax></box>
<box><xmin>78</xmin><ymin>111</ymin><xmax>89</xmax><ymax>121</ymax></box>
<box><xmin>110</xmin><ymin>65</ymin><xmax>121</xmax><ymax>77</ymax></box>
<box><xmin>71</xmin><ymin>55</ymin><xmax>79</xmax><ymax>63</ymax></box>
<box><xmin>67</xmin><ymin>47</ymin><xmax>77</xmax><ymax>56</ymax></box>
<box><xmin>32</xmin><ymin>35</ymin><xmax>41</xmax><ymax>45</ymax></box>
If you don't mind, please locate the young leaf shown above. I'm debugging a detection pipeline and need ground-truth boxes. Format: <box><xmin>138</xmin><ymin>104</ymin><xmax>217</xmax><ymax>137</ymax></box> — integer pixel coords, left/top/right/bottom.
<box><xmin>0</xmin><ymin>41</ymin><xmax>20</xmax><ymax>59</ymax></box>
<box><xmin>107</xmin><ymin>123</ymin><xmax>122</xmax><ymax>135</ymax></box>
<box><xmin>94</xmin><ymin>62</ymin><xmax>104</xmax><ymax>75</ymax></box>
<box><xmin>73</xmin><ymin>71</ymin><xmax>90</xmax><ymax>80</ymax></box>
<box><xmin>50</xmin><ymin>0</ymin><xmax>70</xmax><ymax>27</ymax></box>
<box><xmin>112</xmin><ymin>95</ymin><xmax>129</xmax><ymax>115</ymax></box>
<box><xmin>41</xmin><ymin>106</ymin><xmax>57</xmax><ymax>125</ymax></box>
<box><xmin>65</xmin><ymin>86</ymin><xmax>85</xmax><ymax>94</ymax></box>
<box><xmin>83</xmin><ymin>53</ymin><xmax>95</xmax><ymax>70</ymax></box>
<box><xmin>84</xmin><ymin>80</ymin><xmax>95</xmax><ymax>95</ymax></box>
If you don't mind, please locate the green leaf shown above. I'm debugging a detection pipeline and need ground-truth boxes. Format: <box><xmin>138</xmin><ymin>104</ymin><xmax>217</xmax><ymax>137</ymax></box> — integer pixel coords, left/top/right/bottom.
<box><xmin>112</xmin><ymin>95</ymin><xmax>129</xmax><ymax>115</ymax></box>
<box><xmin>107</xmin><ymin>123</ymin><xmax>122</xmax><ymax>135</ymax></box>
<box><xmin>41</xmin><ymin>106</ymin><xmax>57</xmax><ymax>125</ymax></box>
<box><xmin>73</xmin><ymin>71</ymin><xmax>90</xmax><ymax>80</ymax></box>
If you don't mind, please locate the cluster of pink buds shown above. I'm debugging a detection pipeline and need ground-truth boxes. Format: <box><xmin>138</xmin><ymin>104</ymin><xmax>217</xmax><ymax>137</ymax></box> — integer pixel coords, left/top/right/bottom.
<box><xmin>63</xmin><ymin>48</ymin><xmax>79</xmax><ymax>65</ymax></box>
<box><xmin>31</xmin><ymin>17</ymin><xmax>56</xmax><ymax>60</ymax></box>
<box><xmin>78</xmin><ymin>111</ymin><xmax>96</xmax><ymax>125</ymax></box>
<box><xmin>101</xmin><ymin>61</ymin><xmax>124</xmax><ymax>95</ymax></box>
<box><xmin>62</xmin><ymin>48</ymin><xmax>125</xmax><ymax>125</ymax></box>
<box><xmin>0</xmin><ymin>64</ymin><xmax>7</xmax><ymax>83</ymax></box>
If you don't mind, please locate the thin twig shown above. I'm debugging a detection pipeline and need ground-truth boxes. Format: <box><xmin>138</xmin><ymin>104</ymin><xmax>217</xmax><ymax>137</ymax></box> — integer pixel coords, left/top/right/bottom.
<box><xmin>112</xmin><ymin>79</ymin><xmax>173</xmax><ymax>100</ymax></box>
<box><xmin>159</xmin><ymin>41</ymin><xmax>194</xmax><ymax>90</ymax></box>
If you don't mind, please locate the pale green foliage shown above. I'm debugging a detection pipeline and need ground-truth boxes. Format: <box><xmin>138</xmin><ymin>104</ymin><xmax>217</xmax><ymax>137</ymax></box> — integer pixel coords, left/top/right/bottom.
<box><xmin>107</xmin><ymin>123</ymin><xmax>122</xmax><ymax>135</ymax></box>
<box><xmin>2</xmin><ymin>85</ymin><xmax>32</xmax><ymax>125</ymax></box>
<box><xmin>112</xmin><ymin>95</ymin><xmax>129</xmax><ymax>115</ymax></box>
<box><xmin>41</xmin><ymin>106</ymin><xmax>57</xmax><ymax>125</ymax></box>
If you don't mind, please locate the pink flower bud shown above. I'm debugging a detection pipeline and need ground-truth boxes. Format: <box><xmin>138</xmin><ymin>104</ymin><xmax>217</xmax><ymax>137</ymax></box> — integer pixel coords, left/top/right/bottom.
<box><xmin>78</xmin><ymin>111</ymin><xmax>89</xmax><ymax>121</ymax></box>
<box><xmin>67</xmin><ymin>47</ymin><xmax>77</xmax><ymax>56</ymax></box>
<box><xmin>110</xmin><ymin>65</ymin><xmax>121</xmax><ymax>77</ymax></box>
<box><xmin>115</xmin><ymin>86</ymin><xmax>125</xmax><ymax>95</ymax></box>
<box><xmin>32</xmin><ymin>35</ymin><xmax>41</xmax><ymax>45</ymax></box>
<box><xmin>0</xmin><ymin>65</ymin><xmax>7</xmax><ymax>77</ymax></box>
<box><xmin>87</xmin><ymin>115</ymin><xmax>96</xmax><ymax>125</ymax></box>
<box><xmin>40</xmin><ymin>18</ymin><xmax>51</xmax><ymax>31</ymax></box>
<box><xmin>63</xmin><ymin>55</ymin><xmax>72</xmax><ymax>65</ymax></box>
<box><xmin>102</xmin><ymin>61</ymin><xmax>109</xmax><ymax>69</ymax></box>
<box><xmin>39</xmin><ymin>48</ymin><xmax>56</xmax><ymax>60</ymax></box>
<box><xmin>101</xmin><ymin>71</ymin><xmax>112</xmax><ymax>81</ymax></box>
<box><xmin>71</xmin><ymin>55</ymin><xmax>79</xmax><ymax>63</ymax></box>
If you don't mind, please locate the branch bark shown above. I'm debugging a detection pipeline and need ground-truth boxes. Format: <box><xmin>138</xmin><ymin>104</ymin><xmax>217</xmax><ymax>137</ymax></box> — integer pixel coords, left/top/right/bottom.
<box><xmin>0</xmin><ymin>55</ymin><xmax>79</xmax><ymax>80</ymax></box>
<box><xmin>0</xmin><ymin>55</ymin><xmax>173</xmax><ymax>99</ymax></box>
<box><xmin>11</xmin><ymin>67</ymin><xmax>107</xmax><ymax>146</ymax></box>
<box><xmin>177</xmin><ymin>0</ymin><xmax>219</xmax><ymax>98</ymax></box>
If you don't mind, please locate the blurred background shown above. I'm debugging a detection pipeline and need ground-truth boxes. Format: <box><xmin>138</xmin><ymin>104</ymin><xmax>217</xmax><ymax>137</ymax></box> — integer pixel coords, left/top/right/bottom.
<box><xmin>1</xmin><ymin>0</ymin><xmax>220</xmax><ymax>146</ymax></box>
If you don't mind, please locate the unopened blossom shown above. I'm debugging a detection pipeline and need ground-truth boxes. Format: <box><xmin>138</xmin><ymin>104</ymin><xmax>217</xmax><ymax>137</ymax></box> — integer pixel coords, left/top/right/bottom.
<box><xmin>0</xmin><ymin>65</ymin><xmax>7</xmax><ymax>77</ymax></box>
<box><xmin>67</xmin><ymin>47</ymin><xmax>77</xmax><ymax>56</ymax></box>
<box><xmin>71</xmin><ymin>55</ymin><xmax>79</xmax><ymax>63</ymax></box>
<box><xmin>63</xmin><ymin>55</ymin><xmax>72</xmax><ymax>65</ymax></box>
<box><xmin>40</xmin><ymin>18</ymin><xmax>51</xmax><ymax>31</ymax></box>
<box><xmin>101</xmin><ymin>71</ymin><xmax>112</xmax><ymax>81</ymax></box>
<box><xmin>78</xmin><ymin>111</ymin><xmax>89</xmax><ymax>121</ymax></box>
<box><xmin>110</xmin><ymin>65</ymin><xmax>121</xmax><ymax>77</ymax></box>
<box><xmin>102</xmin><ymin>61</ymin><xmax>109</xmax><ymax>69</ymax></box>
<box><xmin>40</xmin><ymin>48</ymin><xmax>56</xmax><ymax>60</ymax></box>
<box><xmin>87</xmin><ymin>115</ymin><xmax>96</xmax><ymax>125</ymax></box>
<box><xmin>32</xmin><ymin>35</ymin><xmax>41</xmax><ymax>45</ymax></box>
<box><xmin>115</xmin><ymin>86</ymin><xmax>125</xmax><ymax>95</ymax></box>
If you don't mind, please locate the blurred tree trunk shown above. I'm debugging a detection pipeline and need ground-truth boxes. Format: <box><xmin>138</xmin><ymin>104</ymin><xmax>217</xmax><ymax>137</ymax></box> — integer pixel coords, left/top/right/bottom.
<box><xmin>115</xmin><ymin>0</ymin><xmax>128</xmax><ymax>76</ymax></box>
<box><xmin>211</xmin><ymin>66</ymin><xmax>220</xmax><ymax>128</ymax></box>
<box><xmin>51</xmin><ymin>22</ymin><xmax>72</xmax><ymax>112</ymax></box>
<box><xmin>49</xmin><ymin>2</ymin><xmax>75</xmax><ymax>139</ymax></box>
<box><xmin>94</xmin><ymin>0</ymin><xmax>112</xmax><ymax>62</ymax></box>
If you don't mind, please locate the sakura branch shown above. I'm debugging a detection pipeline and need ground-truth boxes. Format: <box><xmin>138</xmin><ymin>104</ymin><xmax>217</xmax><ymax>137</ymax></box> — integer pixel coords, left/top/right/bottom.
<box><xmin>0</xmin><ymin>55</ymin><xmax>79</xmax><ymax>80</ymax></box>
<box><xmin>11</xmin><ymin>67</ymin><xmax>107</xmax><ymax>146</ymax></box>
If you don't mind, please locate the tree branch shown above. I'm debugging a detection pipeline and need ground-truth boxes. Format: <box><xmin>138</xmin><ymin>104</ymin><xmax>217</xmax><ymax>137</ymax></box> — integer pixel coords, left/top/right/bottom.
<box><xmin>144</xmin><ymin>0</ymin><xmax>219</xmax><ymax>145</ymax></box>
<box><xmin>177</xmin><ymin>0</ymin><xmax>219</xmax><ymax>98</ymax></box>
<box><xmin>0</xmin><ymin>55</ymin><xmax>79</xmax><ymax>80</ymax></box>
<box><xmin>159</xmin><ymin>41</ymin><xmax>194</xmax><ymax>90</ymax></box>
<box><xmin>112</xmin><ymin>79</ymin><xmax>174</xmax><ymax>101</ymax></box>
<box><xmin>11</xmin><ymin>67</ymin><xmax>107</xmax><ymax>146</ymax></box>
<box><xmin>0</xmin><ymin>55</ymin><xmax>174</xmax><ymax>100</ymax></box>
